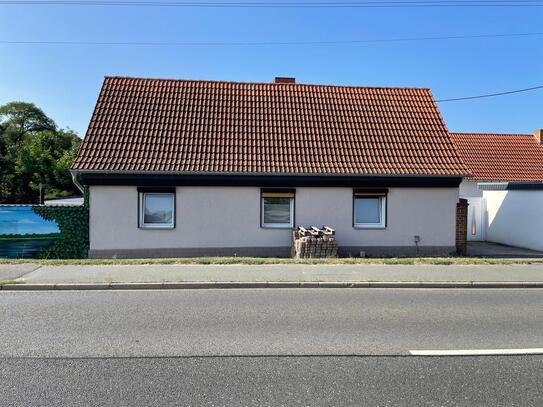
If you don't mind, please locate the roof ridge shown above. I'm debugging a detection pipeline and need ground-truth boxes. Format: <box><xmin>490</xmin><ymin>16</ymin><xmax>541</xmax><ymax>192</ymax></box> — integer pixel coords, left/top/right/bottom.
<box><xmin>103</xmin><ymin>75</ymin><xmax>431</xmax><ymax>91</ymax></box>
<box><xmin>450</xmin><ymin>132</ymin><xmax>534</xmax><ymax>137</ymax></box>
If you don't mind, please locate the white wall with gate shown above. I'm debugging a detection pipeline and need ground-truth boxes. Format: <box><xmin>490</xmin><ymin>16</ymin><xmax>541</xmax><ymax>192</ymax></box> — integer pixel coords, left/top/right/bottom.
<box><xmin>482</xmin><ymin>187</ymin><xmax>543</xmax><ymax>252</ymax></box>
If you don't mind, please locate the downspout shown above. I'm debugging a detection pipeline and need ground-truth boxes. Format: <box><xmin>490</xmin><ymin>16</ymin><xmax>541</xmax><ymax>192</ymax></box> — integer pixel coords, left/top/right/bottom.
<box><xmin>70</xmin><ymin>170</ymin><xmax>84</xmax><ymax>193</ymax></box>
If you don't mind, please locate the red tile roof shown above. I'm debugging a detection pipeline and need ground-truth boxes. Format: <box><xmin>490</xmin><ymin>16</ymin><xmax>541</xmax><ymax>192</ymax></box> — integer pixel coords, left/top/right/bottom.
<box><xmin>73</xmin><ymin>76</ymin><xmax>468</xmax><ymax>177</ymax></box>
<box><xmin>450</xmin><ymin>132</ymin><xmax>543</xmax><ymax>181</ymax></box>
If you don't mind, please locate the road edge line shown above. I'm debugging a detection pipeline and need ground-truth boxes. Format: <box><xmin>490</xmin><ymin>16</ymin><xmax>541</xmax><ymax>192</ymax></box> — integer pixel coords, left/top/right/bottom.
<box><xmin>410</xmin><ymin>348</ymin><xmax>543</xmax><ymax>356</ymax></box>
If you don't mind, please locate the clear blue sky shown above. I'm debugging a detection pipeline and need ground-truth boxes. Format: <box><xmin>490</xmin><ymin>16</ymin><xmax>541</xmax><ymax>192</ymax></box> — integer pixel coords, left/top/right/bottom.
<box><xmin>0</xmin><ymin>207</ymin><xmax>59</xmax><ymax>235</ymax></box>
<box><xmin>1</xmin><ymin>2</ymin><xmax>541</xmax><ymax>137</ymax></box>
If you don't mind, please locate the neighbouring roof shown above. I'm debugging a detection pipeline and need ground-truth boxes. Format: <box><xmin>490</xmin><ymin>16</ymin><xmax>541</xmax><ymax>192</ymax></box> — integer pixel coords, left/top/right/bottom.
<box><xmin>450</xmin><ymin>132</ymin><xmax>543</xmax><ymax>181</ymax></box>
<box><xmin>72</xmin><ymin>76</ymin><xmax>468</xmax><ymax>177</ymax></box>
<box><xmin>44</xmin><ymin>197</ymin><xmax>84</xmax><ymax>206</ymax></box>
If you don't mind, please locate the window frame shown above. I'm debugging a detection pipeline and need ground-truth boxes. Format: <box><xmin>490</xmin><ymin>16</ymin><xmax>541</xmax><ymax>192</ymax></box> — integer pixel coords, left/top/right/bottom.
<box><xmin>138</xmin><ymin>188</ymin><xmax>176</xmax><ymax>230</ymax></box>
<box><xmin>260</xmin><ymin>189</ymin><xmax>295</xmax><ymax>229</ymax></box>
<box><xmin>353</xmin><ymin>190</ymin><xmax>387</xmax><ymax>229</ymax></box>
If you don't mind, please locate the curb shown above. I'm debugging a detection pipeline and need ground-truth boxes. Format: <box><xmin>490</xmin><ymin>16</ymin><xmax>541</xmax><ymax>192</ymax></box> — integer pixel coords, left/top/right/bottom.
<box><xmin>3</xmin><ymin>281</ymin><xmax>543</xmax><ymax>290</ymax></box>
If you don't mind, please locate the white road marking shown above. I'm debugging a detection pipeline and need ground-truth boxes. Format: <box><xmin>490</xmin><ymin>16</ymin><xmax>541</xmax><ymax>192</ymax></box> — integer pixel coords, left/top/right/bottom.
<box><xmin>410</xmin><ymin>348</ymin><xmax>543</xmax><ymax>356</ymax></box>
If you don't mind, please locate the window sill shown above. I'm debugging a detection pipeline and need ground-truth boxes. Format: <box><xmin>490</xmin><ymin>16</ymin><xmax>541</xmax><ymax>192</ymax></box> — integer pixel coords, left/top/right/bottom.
<box><xmin>261</xmin><ymin>225</ymin><xmax>294</xmax><ymax>230</ymax></box>
<box><xmin>139</xmin><ymin>226</ymin><xmax>175</xmax><ymax>230</ymax></box>
<box><xmin>353</xmin><ymin>225</ymin><xmax>386</xmax><ymax>230</ymax></box>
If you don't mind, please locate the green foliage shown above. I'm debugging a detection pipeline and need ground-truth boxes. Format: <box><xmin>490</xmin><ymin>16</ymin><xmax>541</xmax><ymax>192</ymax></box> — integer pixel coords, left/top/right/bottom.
<box><xmin>0</xmin><ymin>102</ymin><xmax>56</xmax><ymax>136</ymax></box>
<box><xmin>0</xmin><ymin>102</ymin><xmax>81</xmax><ymax>204</ymax></box>
<box><xmin>32</xmin><ymin>206</ymin><xmax>89</xmax><ymax>259</ymax></box>
<box><xmin>83</xmin><ymin>186</ymin><xmax>89</xmax><ymax>209</ymax></box>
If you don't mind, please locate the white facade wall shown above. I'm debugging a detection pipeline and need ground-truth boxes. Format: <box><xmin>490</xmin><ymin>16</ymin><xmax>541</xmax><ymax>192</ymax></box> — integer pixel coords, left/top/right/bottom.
<box><xmin>484</xmin><ymin>189</ymin><xmax>543</xmax><ymax>251</ymax></box>
<box><xmin>295</xmin><ymin>188</ymin><xmax>457</xmax><ymax>248</ymax></box>
<box><xmin>89</xmin><ymin>186</ymin><xmax>458</xmax><ymax>257</ymax></box>
<box><xmin>459</xmin><ymin>180</ymin><xmax>483</xmax><ymax>198</ymax></box>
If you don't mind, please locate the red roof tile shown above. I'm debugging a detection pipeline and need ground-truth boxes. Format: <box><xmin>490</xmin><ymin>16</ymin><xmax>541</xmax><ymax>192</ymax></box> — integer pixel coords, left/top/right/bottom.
<box><xmin>450</xmin><ymin>132</ymin><xmax>543</xmax><ymax>181</ymax></box>
<box><xmin>72</xmin><ymin>76</ymin><xmax>468</xmax><ymax>176</ymax></box>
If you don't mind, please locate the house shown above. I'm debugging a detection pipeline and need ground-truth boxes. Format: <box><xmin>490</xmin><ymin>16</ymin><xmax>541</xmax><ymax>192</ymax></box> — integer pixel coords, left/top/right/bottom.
<box><xmin>71</xmin><ymin>76</ymin><xmax>468</xmax><ymax>259</ymax></box>
<box><xmin>450</xmin><ymin>131</ymin><xmax>543</xmax><ymax>249</ymax></box>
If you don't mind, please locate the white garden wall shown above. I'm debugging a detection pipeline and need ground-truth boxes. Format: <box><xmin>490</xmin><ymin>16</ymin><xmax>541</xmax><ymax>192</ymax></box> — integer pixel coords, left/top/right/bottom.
<box><xmin>484</xmin><ymin>189</ymin><xmax>543</xmax><ymax>251</ymax></box>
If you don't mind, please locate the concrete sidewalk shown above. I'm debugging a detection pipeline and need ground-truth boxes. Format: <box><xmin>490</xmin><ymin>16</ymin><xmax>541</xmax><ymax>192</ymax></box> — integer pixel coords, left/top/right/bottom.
<box><xmin>467</xmin><ymin>242</ymin><xmax>543</xmax><ymax>258</ymax></box>
<box><xmin>2</xmin><ymin>263</ymin><xmax>543</xmax><ymax>289</ymax></box>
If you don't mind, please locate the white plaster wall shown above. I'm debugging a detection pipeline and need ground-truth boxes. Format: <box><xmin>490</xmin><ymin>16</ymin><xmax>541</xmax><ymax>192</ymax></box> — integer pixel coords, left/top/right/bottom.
<box><xmin>295</xmin><ymin>188</ymin><xmax>457</xmax><ymax>247</ymax></box>
<box><xmin>89</xmin><ymin>186</ymin><xmax>458</xmax><ymax>250</ymax></box>
<box><xmin>484</xmin><ymin>190</ymin><xmax>543</xmax><ymax>251</ymax></box>
<box><xmin>89</xmin><ymin>186</ymin><xmax>290</xmax><ymax>250</ymax></box>
<box><xmin>459</xmin><ymin>180</ymin><xmax>483</xmax><ymax>198</ymax></box>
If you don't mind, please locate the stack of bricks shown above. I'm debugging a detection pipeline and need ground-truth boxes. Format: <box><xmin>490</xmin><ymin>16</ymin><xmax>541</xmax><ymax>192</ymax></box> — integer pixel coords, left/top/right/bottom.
<box><xmin>292</xmin><ymin>226</ymin><xmax>338</xmax><ymax>258</ymax></box>
<box><xmin>456</xmin><ymin>198</ymin><xmax>468</xmax><ymax>256</ymax></box>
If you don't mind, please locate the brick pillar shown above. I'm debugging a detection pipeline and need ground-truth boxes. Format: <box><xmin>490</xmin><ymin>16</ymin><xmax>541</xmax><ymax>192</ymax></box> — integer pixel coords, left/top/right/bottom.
<box><xmin>456</xmin><ymin>198</ymin><xmax>468</xmax><ymax>256</ymax></box>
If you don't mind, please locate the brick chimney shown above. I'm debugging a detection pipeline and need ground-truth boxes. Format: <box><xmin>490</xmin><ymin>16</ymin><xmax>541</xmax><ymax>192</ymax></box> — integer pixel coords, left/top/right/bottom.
<box><xmin>273</xmin><ymin>77</ymin><xmax>296</xmax><ymax>84</ymax></box>
<box><xmin>534</xmin><ymin>129</ymin><xmax>543</xmax><ymax>144</ymax></box>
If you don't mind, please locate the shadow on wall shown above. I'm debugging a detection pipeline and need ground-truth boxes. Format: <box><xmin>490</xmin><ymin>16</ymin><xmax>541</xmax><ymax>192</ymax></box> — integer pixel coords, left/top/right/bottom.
<box><xmin>484</xmin><ymin>190</ymin><xmax>543</xmax><ymax>252</ymax></box>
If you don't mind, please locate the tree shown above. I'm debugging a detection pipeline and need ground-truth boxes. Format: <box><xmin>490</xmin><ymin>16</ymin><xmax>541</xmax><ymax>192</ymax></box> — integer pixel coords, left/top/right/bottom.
<box><xmin>0</xmin><ymin>102</ymin><xmax>56</xmax><ymax>137</ymax></box>
<box><xmin>0</xmin><ymin>102</ymin><xmax>81</xmax><ymax>204</ymax></box>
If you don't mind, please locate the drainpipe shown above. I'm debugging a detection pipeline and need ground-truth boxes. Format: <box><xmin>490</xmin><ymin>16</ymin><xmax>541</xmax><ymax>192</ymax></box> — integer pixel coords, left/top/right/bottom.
<box><xmin>70</xmin><ymin>170</ymin><xmax>84</xmax><ymax>193</ymax></box>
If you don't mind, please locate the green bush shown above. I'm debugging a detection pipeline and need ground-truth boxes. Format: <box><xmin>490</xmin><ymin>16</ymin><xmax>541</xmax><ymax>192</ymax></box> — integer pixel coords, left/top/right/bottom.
<box><xmin>32</xmin><ymin>203</ymin><xmax>89</xmax><ymax>259</ymax></box>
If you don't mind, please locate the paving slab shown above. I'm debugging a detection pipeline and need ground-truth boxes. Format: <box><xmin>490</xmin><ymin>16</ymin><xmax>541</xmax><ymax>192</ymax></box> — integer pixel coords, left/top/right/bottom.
<box><xmin>0</xmin><ymin>264</ymin><xmax>41</xmax><ymax>281</ymax></box>
<box><xmin>16</xmin><ymin>263</ymin><xmax>543</xmax><ymax>285</ymax></box>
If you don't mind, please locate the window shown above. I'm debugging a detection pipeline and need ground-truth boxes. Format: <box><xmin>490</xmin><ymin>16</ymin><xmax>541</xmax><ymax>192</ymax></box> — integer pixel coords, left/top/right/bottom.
<box><xmin>353</xmin><ymin>190</ymin><xmax>387</xmax><ymax>228</ymax></box>
<box><xmin>261</xmin><ymin>190</ymin><xmax>295</xmax><ymax>228</ymax></box>
<box><xmin>139</xmin><ymin>190</ymin><xmax>175</xmax><ymax>229</ymax></box>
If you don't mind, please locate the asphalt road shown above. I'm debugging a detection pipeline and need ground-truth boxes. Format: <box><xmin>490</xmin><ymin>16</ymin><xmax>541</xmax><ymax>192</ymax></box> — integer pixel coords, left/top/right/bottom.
<box><xmin>2</xmin><ymin>289</ymin><xmax>543</xmax><ymax>357</ymax></box>
<box><xmin>2</xmin><ymin>355</ymin><xmax>543</xmax><ymax>406</ymax></box>
<box><xmin>1</xmin><ymin>289</ymin><xmax>543</xmax><ymax>405</ymax></box>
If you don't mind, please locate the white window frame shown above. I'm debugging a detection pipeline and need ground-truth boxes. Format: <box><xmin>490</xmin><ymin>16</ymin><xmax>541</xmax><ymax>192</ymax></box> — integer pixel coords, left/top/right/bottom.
<box><xmin>139</xmin><ymin>192</ymin><xmax>175</xmax><ymax>229</ymax></box>
<box><xmin>353</xmin><ymin>195</ymin><xmax>386</xmax><ymax>229</ymax></box>
<box><xmin>261</xmin><ymin>195</ymin><xmax>295</xmax><ymax>229</ymax></box>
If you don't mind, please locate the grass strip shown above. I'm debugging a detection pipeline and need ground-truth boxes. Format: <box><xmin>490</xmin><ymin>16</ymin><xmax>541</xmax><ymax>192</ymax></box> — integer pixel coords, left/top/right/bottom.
<box><xmin>1</xmin><ymin>257</ymin><xmax>543</xmax><ymax>266</ymax></box>
<box><xmin>0</xmin><ymin>279</ymin><xmax>24</xmax><ymax>286</ymax></box>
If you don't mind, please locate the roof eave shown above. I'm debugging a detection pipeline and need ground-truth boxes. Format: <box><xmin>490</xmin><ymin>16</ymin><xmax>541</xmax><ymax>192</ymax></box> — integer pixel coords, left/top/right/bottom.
<box><xmin>71</xmin><ymin>168</ymin><xmax>468</xmax><ymax>178</ymax></box>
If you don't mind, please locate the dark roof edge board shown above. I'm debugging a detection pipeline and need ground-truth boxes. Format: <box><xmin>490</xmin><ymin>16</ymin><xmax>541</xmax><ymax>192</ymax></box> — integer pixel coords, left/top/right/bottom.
<box><xmin>478</xmin><ymin>182</ymin><xmax>543</xmax><ymax>191</ymax></box>
<box><xmin>71</xmin><ymin>169</ymin><xmax>469</xmax><ymax>178</ymax></box>
<box><xmin>77</xmin><ymin>172</ymin><xmax>462</xmax><ymax>188</ymax></box>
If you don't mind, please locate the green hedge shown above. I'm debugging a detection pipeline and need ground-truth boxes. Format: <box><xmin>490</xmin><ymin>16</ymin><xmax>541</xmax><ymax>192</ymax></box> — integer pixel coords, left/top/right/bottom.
<box><xmin>32</xmin><ymin>191</ymin><xmax>89</xmax><ymax>259</ymax></box>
